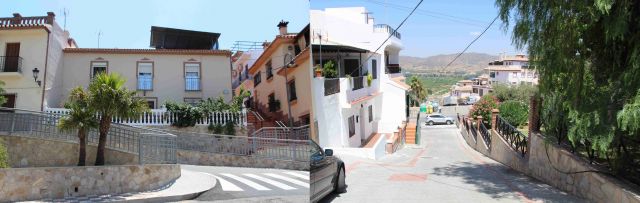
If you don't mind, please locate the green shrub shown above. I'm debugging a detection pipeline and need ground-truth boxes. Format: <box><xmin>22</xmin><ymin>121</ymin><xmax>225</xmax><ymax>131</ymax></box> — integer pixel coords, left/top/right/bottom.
<box><xmin>470</xmin><ymin>95</ymin><xmax>499</xmax><ymax>126</ymax></box>
<box><xmin>0</xmin><ymin>138</ymin><xmax>9</xmax><ymax>168</ymax></box>
<box><xmin>165</xmin><ymin>101</ymin><xmax>203</xmax><ymax>127</ymax></box>
<box><xmin>499</xmin><ymin>100</ymin><xmax>529</xmax><ymax>127</ymax></box>
<box><xmin>224</xmin><ymin>120</ymin><xmax>235</xmax><ymax>136</ymax></box>
<box><xmin>322</xmin><ymin>60</ymin><xmax>338</xmax><ymax>78</ymax></box>
<box><xmin>367</xmin><ymin>73</ymin><xmax>373</xmax><ymax>87</ymax></box>
<box><xmin>492</xmin><ymin>84</ymin><xmax>538</xmax><ymax>103</ymax></box>
<box><xmin>211</xmin><ymin>123</ymin><xmax>224</xmax><ymax>134</ymax></box>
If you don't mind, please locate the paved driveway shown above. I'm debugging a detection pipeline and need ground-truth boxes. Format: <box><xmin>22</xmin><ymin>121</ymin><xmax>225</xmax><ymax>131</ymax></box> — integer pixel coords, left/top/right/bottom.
<box><xmin>320</xmin><ymin>119</ymin><xmax>583</xmax><ymax>202</ymax></box>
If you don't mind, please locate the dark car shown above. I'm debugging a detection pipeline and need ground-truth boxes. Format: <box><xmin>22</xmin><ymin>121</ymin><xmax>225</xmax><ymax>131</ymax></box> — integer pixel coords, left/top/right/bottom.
<box><xmin>310</xmin><ymin>140</ymin><xmax>346</xmax><ymax>202</ymax></box>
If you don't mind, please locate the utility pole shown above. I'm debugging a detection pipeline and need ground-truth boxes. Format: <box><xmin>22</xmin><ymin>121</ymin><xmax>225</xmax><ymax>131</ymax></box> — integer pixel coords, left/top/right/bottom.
<box><xmin>62</xmin><ymin>8</ymin><xmax>68</xmax><ymax>31</ymax></box>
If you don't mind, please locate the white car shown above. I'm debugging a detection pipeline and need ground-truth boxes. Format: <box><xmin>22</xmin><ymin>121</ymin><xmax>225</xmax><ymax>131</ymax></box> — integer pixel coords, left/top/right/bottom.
<box><xmin>425</xmin><ymin>114</ymin><xmax>455</xmax><ymax>125</ymax></box>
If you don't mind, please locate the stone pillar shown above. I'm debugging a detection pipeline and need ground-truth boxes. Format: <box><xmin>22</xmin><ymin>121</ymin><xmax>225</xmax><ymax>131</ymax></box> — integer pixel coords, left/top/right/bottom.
<box><xmin>11</xmin><ymin>13</ymin><xmax>22</xmax><ymax>25</ymax></box>
<box><xmin>476</xmin><ymin>116</ymin><xmax>483</xmax><ymax>130</ymax></box>
<box><xmin>46</xmin><ymin>12</ymin><xmax>55</xmax><ymax>25</ymax></box>
<box><xmin>491</xmin><ymin>109</ymin><xmax>500</xmax><ymax>130</ymax></box>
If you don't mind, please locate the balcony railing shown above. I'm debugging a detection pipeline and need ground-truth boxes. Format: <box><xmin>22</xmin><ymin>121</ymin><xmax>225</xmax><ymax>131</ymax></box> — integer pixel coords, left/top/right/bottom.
<box><xmin>352</xmin><ymin>76</ymin><xmax>365</xmax><ymax>90</ymax></box>
<box><xmin>374</xmin><ymin>24</ymin><xmax>401</xmax><ymax>39</ymax></box>
<box><xmin>0</xmin><ymin>56</ymin><xmax>23</xmax><ymax>74</ymax></box>
<box><xmin>186</xmin><ymin>77</ymin><xmax>201</xmax><ymax>91</ymax></box>
<box><xmin>0</xmin><ymin>15</ymin><xmax>53</xmax><ymax>27</ymax></box>
<box><xmin>324</xmin><ymin>78</ymin><xmax>340</xmax><ymax>96</ymax></box>
<box><xmin>386</xmin><ymin>64</ymin><xmax>401</xmax><ymax>74</ymax></box>
<box><xmin>496</xmin><ymin>115</ymin><xmax>527</xmax><ymax>157</ymax></box>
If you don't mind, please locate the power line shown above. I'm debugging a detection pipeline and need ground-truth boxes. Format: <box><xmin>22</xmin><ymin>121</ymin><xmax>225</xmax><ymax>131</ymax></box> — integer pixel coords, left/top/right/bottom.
<box><xmin>366</xmin><ymin>0</ymin><xmax>490</xmax><ymax>28</ymax></box>
<box><xmin>442</xmin><ymin>15</ymin><xmax>499</xmax><ymax>70</ymax></box>
<box><xmin>346</xmin><ymin>0</ymin><xmax>424</xmax><ymax>76</ymax></box>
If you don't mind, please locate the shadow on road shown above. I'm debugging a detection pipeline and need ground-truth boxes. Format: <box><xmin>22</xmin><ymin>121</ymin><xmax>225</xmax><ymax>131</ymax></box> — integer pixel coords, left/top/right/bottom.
<box><xmin>432</xmin><ymin>161</ymin><xmax>582</xmax><ymax>202</ymax></box>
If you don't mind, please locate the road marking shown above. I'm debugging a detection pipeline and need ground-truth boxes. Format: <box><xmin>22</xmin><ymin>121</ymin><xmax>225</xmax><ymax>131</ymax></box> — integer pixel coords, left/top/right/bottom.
<box><xmin>264</xmin><ymin>173</ymin><xmax>309</xmax><ymax>188</ymax></box>
<box><xmin>206</xmin><ymin>174</ymin><xmax>243</xmax><ymax>191</ymax></box>
<box><xmin>244</xmin><ymin>174</ymin><xmax>296</xmax><ymax>190</ymax></box>
<box><xmin>221</xmin><ymin>173</ymin><xmax>271</xmax><ymax>191</ymax></box>
<box><xmin>283</xmin><ymin>171</ymin><xmax>309</xmax><ymax>180</ymax></box>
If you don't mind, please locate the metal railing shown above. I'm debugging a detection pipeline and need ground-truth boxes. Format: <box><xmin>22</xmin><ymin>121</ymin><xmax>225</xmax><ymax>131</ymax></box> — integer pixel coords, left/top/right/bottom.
<box><xmin>161</xmin><ymin>129</ymin><xmax>311</xmax><ymax>163</ymax></box>
<box><xmin>386</xmin><ymin>64</ymin><xmax>401</xmax><ymax>74</ymax></box>
<box><xmin>469</xmin><ymin>120</ymin><xmax>478</xmax><ymax>143</ymax></box>
<box><xmin>252</xmin><ymin>125</ymin><xmax>309</xmax><ymax>140</ymax></box>
<box><xmin>45</xmin><ymin>108</ymin><xmax>248</xmax><ymax>127</ymax></box>
<box><xmin>392</xmin><ymin>123</ymin><xmax>407</xmax><ymax>152</ymax></box>
<box><xmin>479</xmin><ymin>122</ymin><xmax>491</xmax><ymax>150</ymax></box>
<box><xmin>0</xmin><ymin>56</ymin><xmax>23</xmax><ymax>73</ymax></box>
<box><xmin>324</xmin><ymin>78</ymin><xmax>340</xmax><ymax>96</ymax></box>
<box><xmin>496</xmin><ymin>115</ymin><xmax>527</xmax><ymax>157</ymax></box>
<box><xmin>0</xmin><ymin>108</ymin><xmax>177</xmax><ymax>164</ymax></box>
<box><xmin>374</xmin><ymin>24</ymin><xmax>401</xmax><ymax>39</ymax></box>
<box><xmin>352</xmin><ymin>76</ymin><xmax>365</xmax><ymax>90</ymax></box>
<box><xmin>185</xmin><ymin>77</ymin><xmax>201</xmax><ymax>91</ymax></box>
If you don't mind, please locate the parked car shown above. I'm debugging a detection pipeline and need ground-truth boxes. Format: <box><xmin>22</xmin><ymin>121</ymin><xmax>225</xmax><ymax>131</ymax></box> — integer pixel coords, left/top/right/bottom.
<box><xmin>425</xmin><ymin>114</ymin><xmax>455</xmax><ymax>125</ymax></box>
<box><xmin>311</xmin><ymin>141</ymin><xmax>346</xmax><ymax>203</ymax></box>
<box><xmin>465</xmin><ymin>96</ymin><xmax>479</xmax><ymax>105</ymax></box>
<box><xmin>443</xmin><ymin>96</ymin><xmax>458</xmax><ymax>106</ymax></box>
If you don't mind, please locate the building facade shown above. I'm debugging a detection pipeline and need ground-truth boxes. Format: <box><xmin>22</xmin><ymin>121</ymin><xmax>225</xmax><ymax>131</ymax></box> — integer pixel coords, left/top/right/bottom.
<box><xmin>310</xmin><ymin>7</ymin><xmax>409</xmax><ymax>148</ymax></box>
<box><xmin>485</xmin><ymin>54</ymin><xmax>538</xmax><ymax>86</ymax></box>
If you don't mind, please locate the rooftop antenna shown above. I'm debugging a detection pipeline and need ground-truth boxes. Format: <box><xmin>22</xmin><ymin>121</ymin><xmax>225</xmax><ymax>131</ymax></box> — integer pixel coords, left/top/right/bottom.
<box><xmin>62</xmin><ymin>8</ymin><xmax>69</xmax><ymax>31</ymax></box>
<box><xmin>362</xmin><ymin>11</ymin><xmax>373</xmax><ymax>24</ymax></box>
<box><xmin>97</xmin><ymin>30</ymin><xmax>103</xmax><ymax>48</ymax></box>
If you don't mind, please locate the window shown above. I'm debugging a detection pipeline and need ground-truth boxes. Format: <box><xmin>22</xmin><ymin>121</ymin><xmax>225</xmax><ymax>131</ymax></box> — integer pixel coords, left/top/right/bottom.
<box><xmin>1</xmin><ymin>94</ymin><xmax>16</xmax><ymax>108</ymax></box>
<box><xmin>512</xmin><ymin>72</ymin><xmax>518</xmax><ymax>78</ymax></box>
<box><xmin>348</xmin><ymin>116</ymin><xmax>355</xmax><ymax>137</ymax></box>
<box><xmin>520</xmin><ymin>71</ymin><xmax>525</xmax><ymax>78</ymax></box>
<box><xmin>254</xmin><ymin>71</ymin><xmax>262</xmax><ymax>86</ymax></box>
<box><xmin>185</xmin><ymin>63</ymin><xmax>201</xmax><ymax>91</ymax></box>
<box><xmin>146</xmin><ymin>100</ymin><xmax>156</xmax><ymax>109</ymax></box>
<box><xmin>266</xmin><ymin>60</ymin><xmax>273</xmax><ymax>80</ymax></box>
<box><xmin>288</xmin><ymin>79</ymin><xmax>297</xmax><ymax>102</ymax></box>
<box><xmin>137</xmin><ymin>62</ymin><xmax>153</xmax><ymax>90</ymax></box>
<box><xmin>371</xmin><ymin>59</ymin><xmax>377</xmax><ymax>79</ymax></box>
<box><xmin>268</xmin><ymin>93</ymin><xmax>280</xmax><ymax>112</ymax></box>
<box><xmin>90</xmin><ymin>61</ymin><xmax>107</xmax><ymax>79</ymax></box>
<box><xmin>184</xmin><ymin>98</ymin><xmax>202</xmax><ymax>106</ymax></box>
<box><xmin>489</xmin><ymin>72</ymin><xmax>495</xmax><ymax>78</ymax></box>
<box><xmin>368</xmin><ymin>105</ymin><xmax>373</xmax><ymax>123</ymax></box>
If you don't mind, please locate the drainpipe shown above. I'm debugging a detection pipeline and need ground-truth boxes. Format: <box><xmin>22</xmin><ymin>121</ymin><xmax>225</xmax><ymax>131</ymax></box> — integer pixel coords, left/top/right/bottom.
<box><xmin>40</xmin><ymin>29</ymin><xmax>51</xmax><ymax>111</ymax></box>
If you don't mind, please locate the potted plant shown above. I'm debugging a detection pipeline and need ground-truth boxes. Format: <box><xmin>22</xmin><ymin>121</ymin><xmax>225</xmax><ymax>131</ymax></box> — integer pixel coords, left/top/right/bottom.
<box><xmin>314</xmin><ymin>65</ymin><xmax>323</xmax><ymax>77</ymax></box>
<box><xmin>367</xmin><ymin>73</ymin><xmax>373</xmax><ymax>87</ymax></box>
<box><xmin>322</xmin><ymin>61</ymin><xmax>338</xmax><ymax>78</ymax></box>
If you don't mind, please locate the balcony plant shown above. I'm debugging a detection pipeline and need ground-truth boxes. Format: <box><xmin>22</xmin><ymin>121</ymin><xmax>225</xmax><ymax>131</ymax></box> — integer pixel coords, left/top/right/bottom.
<box><xmin>367</xmin><ymin>73</ymin><xmax>373</xmax><ymax>87</ymax></box>
<box><xmin>314</xmin><ymin>65</ymin><xmax>323</xmax><ymax>77</ymax></box>
<box><xmin>322</xmin><ymin>60</ymin><xmax>338</xmax><ymax>78</ymax></box>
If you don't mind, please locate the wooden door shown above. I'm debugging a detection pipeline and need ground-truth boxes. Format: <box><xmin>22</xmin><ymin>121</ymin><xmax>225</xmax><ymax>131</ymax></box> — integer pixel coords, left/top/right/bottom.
<box><xmin>4</xmin><ymin>43</ymin><xmax>20</xmax><ymax>72</ymax></box>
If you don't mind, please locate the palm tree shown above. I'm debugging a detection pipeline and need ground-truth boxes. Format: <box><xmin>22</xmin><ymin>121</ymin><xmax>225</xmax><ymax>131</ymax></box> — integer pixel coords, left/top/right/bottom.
<box><xmin>88</xmin><ymin>73</ymin><xmax>148</xmax><ymax>165</ymax></box>
<box><xmin>57</xmin><ymin>87</ymin><xmax>98</xmax><ymax>166</ymax></box>
<box><xmin>408</xmin><ymin>76</ymin><xmax>427</xmax><ymax>107</ymax></box>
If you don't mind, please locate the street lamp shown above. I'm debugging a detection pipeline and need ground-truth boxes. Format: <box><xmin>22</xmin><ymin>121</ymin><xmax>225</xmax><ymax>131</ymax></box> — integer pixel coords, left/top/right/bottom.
<box><xmin>32</xmin><ymin>68</ymin><xmax>41</xmax><ymax>87</ymax></box>
<box><xmin>283</xmin><ymin>52</ymin><xmax>295</xmax><ymax>127</ymax></box>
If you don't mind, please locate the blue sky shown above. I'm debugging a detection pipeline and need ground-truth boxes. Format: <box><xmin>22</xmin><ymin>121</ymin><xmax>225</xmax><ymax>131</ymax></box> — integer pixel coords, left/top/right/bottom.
<box><xmin>1</xmin><ymin>0</ymin><xmax>310</xmax><ymax>50</ymax></box>
<box><xmin>310</xmin><ymin>0</ymin><xmax>520</xmax><ymax>57</ymax></box>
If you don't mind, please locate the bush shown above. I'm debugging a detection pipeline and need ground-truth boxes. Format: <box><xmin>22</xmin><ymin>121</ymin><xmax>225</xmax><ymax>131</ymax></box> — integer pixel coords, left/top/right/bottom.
<box><xmin>470</xmin><ymin>95</ymin><xmax>499</xmax><ymax>126</ymax></box>
<box><xmin>0</xmin><ymin>138</ymin><xmax>9</xmax><ymax>168</ymax></box>
<box><xmin>208</xmin><ymin>123</ymin><xmax>224</xmax><ymax>134</ymax></box>
<box><xmin>224</xmin><ymin>120</ymin><xmax>235</xmax><ymax>136</ymax></box>
<box><xmin>322</xmin><ymin>60</ymin><xmax>338</xmax><ymax>78</ymax></box>
<box><xmin>499</xmin><ymin>100</ymin><xmax>529</xmax><ymax>127</ymax></box>
<box><xmin>492</xmin><ymin>84</ymin><xmax>538</xmax><ymax>103</ymax></box>
<box><xmin>165</xmin><ymin>101</ymin><xmax>203</xmax><ymax>127</ymax></box>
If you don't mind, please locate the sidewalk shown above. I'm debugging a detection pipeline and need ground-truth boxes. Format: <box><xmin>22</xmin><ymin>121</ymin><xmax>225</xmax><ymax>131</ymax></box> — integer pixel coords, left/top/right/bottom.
<box><xmin>25</xmin><ymin>169</ymin><xmax>216</xmax><ymax>203</ymax></box>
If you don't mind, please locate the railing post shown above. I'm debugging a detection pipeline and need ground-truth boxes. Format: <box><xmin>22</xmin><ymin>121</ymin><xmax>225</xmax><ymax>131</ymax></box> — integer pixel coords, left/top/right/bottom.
<box><xmin>476</xmin><ymin>116</ymin><xmax>483</xmax><ymax>132</ymax></box>
<box><xmin>9</xmin><ymin>113</ymin><xmax>16</xmax><ymax>135</ymax></box>
<box><xmin>491</xmin><ymin>109</ymin><xmax>500</xmax><ymax>130</ymax></box>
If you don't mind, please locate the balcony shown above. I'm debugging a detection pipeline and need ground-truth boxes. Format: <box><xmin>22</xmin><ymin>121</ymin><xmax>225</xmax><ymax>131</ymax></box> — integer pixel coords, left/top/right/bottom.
<box><xmin>346</xmin><ymin>76</ymin><xmax>378</xmax><ymax>103</ymax></box>
<box><xmin>386</xmin><ymin>64</ymin><xmax>401</xmax><ymax>74</ymax></box>
<box><xmin>324</xmin><ymin>78</ymin><xmax>340</xmax><ymax>96</ymax></box>
<box><xmin>352</xmin><ymin>76</ymin><xmax>365</xmax><ymax>90</ymax></box>
<box><xmin>374</xmin><ymin>24</ymin><xmax>401</xmax><ymax>39</ymax></box>
<box><xmin>0</xmin><ymin>56</ymin><xmax>23</xmax><ymax>77</ymax></box>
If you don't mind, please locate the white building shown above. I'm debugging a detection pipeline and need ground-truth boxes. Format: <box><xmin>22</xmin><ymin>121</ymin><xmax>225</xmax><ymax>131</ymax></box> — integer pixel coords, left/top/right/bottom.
<box><xmin>485</xmin><ymin>54</ymin><xmax>538</xmax><ymax>86</ymax></box>
<box><xmin>310</xmin><ymin>7</ymin><xmax>409</xmax><ymax>153</ymax></box>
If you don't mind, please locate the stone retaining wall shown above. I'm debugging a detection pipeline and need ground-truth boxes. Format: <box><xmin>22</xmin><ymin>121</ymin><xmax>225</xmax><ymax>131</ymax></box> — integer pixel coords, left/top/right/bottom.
<box><xmin>0</xmin><ymin>164</ymin><xmax>180</xmax><ymax>202</ymax></box>
<box><xmin>459</xmin><ymin>121</ymin><xmax>640</xmax><ymax>203</ymax></box>
<box><xmin>177</xmin><ymin>150</ymin><xmax>309</xmax><ymax>171</ymax></box>
<box><xmin>1</xmin><ymin>136</ymin><xmax>137</xmax><ymax>167</ymax></box>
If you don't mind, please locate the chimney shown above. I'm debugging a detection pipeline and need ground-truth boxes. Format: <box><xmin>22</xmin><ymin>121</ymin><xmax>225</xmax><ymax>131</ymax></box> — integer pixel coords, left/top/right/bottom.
<box><xmin>277</xmin><ymin>20</ymin><xmax>289</xmax><ymax>35</ymax></box>
<box><xmin>46</xmin><ymin>12</ymin><xmax>55</xmax><ymax>24</ymax></box>
<box><xmin>11</xmin><ymin>13</ymin><xmax>22</xmax><ymax>24</ymax></box>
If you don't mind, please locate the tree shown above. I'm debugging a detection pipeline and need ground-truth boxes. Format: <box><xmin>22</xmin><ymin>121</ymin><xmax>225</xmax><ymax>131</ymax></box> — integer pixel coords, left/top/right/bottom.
<box><xmin>496</xmin><ymin>0</ymin><xmax>640</xmax><ymax>175</ymax></box>
<box><xmin>492</xmin><ymin>84</ymin><xmax>537</xmax><ymax>103</ymax></box>
<box><xmin>408</xmin><ymin>76</ymin><xmax>427</xmax><ymax>107</ymax></box>
<box><xmin>57</xmin><ymin>87</ymin><xmax>99</xmax><ymax>166</ymax></box>
<box><xmin>88</xmin><ymin>73</ymin><xmax>148</xmax><ymax>165</ymax></box>
<box><xmin>498</xmin><ymin>100</ymin><xmax>529</xmax><ymax>128</ymax></box>
<box><xmin>0</xmin><ymin>81</ymin><xmax>6</xmax><ymax>106</ymax></box>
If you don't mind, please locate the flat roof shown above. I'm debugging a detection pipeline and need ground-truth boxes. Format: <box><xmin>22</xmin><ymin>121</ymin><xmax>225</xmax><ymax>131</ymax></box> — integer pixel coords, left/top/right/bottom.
<box><xmin>150</xmin><ymin>26</ymin><xmax>221</xmax><ymax>50</ymax></box>
<box><xmin>312</xmin><ymin>44</ymin><xmax>368</xmax><ymax>53</ymax></box>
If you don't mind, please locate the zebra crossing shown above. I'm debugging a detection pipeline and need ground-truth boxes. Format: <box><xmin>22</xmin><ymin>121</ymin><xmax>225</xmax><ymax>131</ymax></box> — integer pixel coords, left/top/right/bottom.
<box><xmin>204</xmin><ymin>171</ymin><xmax>310</xmax><ymax>192</ymax></box>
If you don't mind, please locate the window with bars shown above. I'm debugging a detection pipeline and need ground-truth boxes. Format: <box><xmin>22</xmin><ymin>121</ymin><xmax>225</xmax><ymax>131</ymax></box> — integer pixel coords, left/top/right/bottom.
<box><xmin>137</xmin><ymin>62</ymin><xmax>153</xmax><ymax>90</ymax></box>
<box><xmin>91</xmin><ymin>61</ymin><xmax>107</xmax><ymax>79</ymax></box>
<box><xmin>254</xmin><ymin>71</ymin><xmax>262</xmax><ymax>86</ymax></box>
<box><xmin>368</xmin><ymin>105</ymin><xmax>373</xmax><ymax>123</ymax></box>
<box><xmin>185</xmin><ymin>63</ymin><xmax>201</xmax><ymax>91</ymax></box>
<box><xmin>266</xmin><ymin>60</ymin><xmax>273</xmax><ymax>79</ymax></box>
<box><xmin>288</xmin><ymin>79</ymin><xmax>297</xmax><ymax>101</ymax></box>
<box><xmin>348</xmin><ymin>116</ymin><xmax>355</xmax><ymax>137</ymax></box>
<box><xmin>372</xmin><ymin>59</ymin><xmax>377</xmax><ymax>79</ymax></box>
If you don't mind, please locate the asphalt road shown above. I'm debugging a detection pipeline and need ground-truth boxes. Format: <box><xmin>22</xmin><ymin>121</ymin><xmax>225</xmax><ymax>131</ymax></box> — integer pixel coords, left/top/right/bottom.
<box><xmin>320</xmin><ymin>112</ymin><xmax>582</xmax><ymax>202</ymax></box>
<box><xmin>181</xmin><ymin>165</ymin><xmax>309</xmax><ymax>203</ymax></box>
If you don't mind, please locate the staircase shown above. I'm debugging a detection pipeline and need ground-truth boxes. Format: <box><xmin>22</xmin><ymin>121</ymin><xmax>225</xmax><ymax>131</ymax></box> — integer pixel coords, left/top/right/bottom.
<box><xmin>247</xmin><ymin>110</ymin><xmax>277</xmax><ymax>131</ymax></box>
<box><xmin>405</xmin><ymin>122</ymin><xmax>417</xmax><ymax>144</ymax></box>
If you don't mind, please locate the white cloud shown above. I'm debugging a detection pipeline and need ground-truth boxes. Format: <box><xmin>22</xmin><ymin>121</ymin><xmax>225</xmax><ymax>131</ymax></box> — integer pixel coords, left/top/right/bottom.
<box><xmin>470</xmin><ymin>31</ymin><xmax>481</xmax><ymax>36</ymax></box>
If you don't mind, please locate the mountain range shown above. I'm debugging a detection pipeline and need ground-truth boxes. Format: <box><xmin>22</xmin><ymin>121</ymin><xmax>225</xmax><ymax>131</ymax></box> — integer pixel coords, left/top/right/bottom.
<box><xmin>400</xmin><ymin>52</ymin><xmax>498</xmax><ymax>74</ymax></box>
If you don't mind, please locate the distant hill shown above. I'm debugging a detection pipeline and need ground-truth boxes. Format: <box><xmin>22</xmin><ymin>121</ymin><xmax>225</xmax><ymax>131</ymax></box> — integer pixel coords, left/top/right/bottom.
<box><xmin>401</xmin><ymin>53</ymin><xmax>498</xmax><ymax>74</ymax></box>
